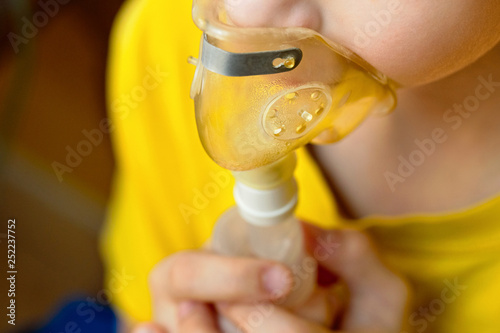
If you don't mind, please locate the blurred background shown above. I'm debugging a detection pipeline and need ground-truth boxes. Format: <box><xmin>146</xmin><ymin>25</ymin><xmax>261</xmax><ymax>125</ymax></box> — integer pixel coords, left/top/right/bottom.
<box><xmin>0</xmin><ymin>0</ymin><xmax>125</xmax><ymax>331</ymax></box>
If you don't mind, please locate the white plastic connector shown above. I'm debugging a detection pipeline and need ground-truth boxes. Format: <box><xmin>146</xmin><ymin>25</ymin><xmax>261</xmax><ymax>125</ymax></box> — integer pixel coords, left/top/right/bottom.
<box><xmin>231</xmin><ymin>153</ymin><xmax>298</xmax><ymax>226</ymax></box>
<box><xmin>233</xmin><ymin>179</ymin><xmax>298</xmax><ymax>226</ymax></box>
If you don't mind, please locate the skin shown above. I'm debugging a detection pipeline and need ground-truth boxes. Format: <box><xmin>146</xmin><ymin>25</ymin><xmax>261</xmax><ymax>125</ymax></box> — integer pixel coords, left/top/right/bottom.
<box><xmin>131</xmin><ymin>0</ymin><xmax>500</xmax><ymax>331</ymax></box>
<box><xmin>133</xmin><ymin>226</ymin><xmax>408</xmax><ymax>333</ymax></box>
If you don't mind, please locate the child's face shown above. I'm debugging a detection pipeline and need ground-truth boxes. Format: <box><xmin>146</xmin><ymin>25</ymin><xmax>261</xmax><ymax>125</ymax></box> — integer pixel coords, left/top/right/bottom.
<box><xmin>226</xmin><ymin>0</ymin><xmax>500</xmax><ymax>86</ymax></box>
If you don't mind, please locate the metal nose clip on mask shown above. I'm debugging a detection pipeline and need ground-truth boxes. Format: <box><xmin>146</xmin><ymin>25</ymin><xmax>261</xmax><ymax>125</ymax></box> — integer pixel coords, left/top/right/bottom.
<box><xmin>190</xmin><ymin>0</ymin><xmax>397</xmax><ymax>171</ymax></box>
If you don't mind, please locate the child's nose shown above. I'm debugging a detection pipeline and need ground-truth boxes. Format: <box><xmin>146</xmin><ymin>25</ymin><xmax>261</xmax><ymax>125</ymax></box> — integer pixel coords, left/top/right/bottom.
<box><xmin>225</xmin><ymin>0</ymin><xmax>322</xmax><ymax>31</ymax></box>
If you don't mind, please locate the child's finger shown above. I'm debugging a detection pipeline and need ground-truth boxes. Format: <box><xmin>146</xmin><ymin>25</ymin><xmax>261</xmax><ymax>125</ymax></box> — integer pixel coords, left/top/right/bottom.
<box><xmin>177</xmin><ymin>301</ymin><xmax>219</xmax><ymax>333</ymax></box>
<box><xmin>131</xmin><ymin>322</ymin><xmax>168</xmax><ymax>333</ymax></box>
<box><xmin>302</xmin><ymin>224</ymin><xmax>396</xmax><ymax>288</ymax></box>
<box><xmin>216</xmin><ymin>302</ymin><xmax>334</xmax><ymax>333</ymax></box>
<box><xmin>149</xmin><ymin>250</ymin><xmax>293</xmax><ymax>303</ymax></box>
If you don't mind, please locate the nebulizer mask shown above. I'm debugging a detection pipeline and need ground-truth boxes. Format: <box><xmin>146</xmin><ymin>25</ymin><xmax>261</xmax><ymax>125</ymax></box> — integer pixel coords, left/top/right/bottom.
<box><xmin>190</xmin><ymin>0</ymin><xmax>397</xmax><ymax>325</ymax></box>
<box><xmin>191</xmin><ymin>0</ymin><xmax>396</xmax><ymax>171</ymax></box>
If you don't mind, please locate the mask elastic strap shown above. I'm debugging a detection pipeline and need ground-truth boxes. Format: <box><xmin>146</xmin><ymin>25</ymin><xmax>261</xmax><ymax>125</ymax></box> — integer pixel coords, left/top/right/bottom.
<box><xmin>201</xmin><ymin>34</ymin><xmax>303</xmax><ymax>77</ymax></box>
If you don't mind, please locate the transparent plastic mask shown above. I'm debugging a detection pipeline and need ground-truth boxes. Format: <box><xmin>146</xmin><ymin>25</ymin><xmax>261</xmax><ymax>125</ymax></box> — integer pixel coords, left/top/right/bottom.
<box><xmin>191</xmin><ymin>0</ymin><xmax>397</xmax><ymax>171</ymax></box>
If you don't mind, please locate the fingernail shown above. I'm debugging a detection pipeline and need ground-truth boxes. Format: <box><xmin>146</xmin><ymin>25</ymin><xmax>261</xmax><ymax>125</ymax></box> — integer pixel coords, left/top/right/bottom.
<box><xmin>178</xmin><ymin>300</ymin><xmax>197</xmax><ymax>319</ymax></box>
<box><xmin>261</xmin><ymin>265</ymin><xmax>291</xmax><ymax>297</ymax></box>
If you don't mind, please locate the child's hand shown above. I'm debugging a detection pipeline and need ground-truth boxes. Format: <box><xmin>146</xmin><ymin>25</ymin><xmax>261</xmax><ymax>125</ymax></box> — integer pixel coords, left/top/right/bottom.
<box><xmin>132</xmin><ymin>225</ymin><xmax>408</xmax><ymax>333</ymax></box>
<box><xmin>132</xmin><ymin>249</ymin><xmax>295</xmax><ymax>332</ymax></box>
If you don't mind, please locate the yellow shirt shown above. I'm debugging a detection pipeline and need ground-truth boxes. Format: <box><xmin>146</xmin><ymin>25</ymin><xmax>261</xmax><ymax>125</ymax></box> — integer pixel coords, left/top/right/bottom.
<box><xmin>101</xmin><ymin>0</ymin><xmax>500</xmax><ymax>331</ymax></box>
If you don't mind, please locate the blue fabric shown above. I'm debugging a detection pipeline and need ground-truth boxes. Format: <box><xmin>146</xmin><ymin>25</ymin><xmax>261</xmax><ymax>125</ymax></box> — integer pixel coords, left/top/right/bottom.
<box><xmin>33</xmin><ymin>297</ymin><xmax>117</xmax><ymax>333</ymax></box>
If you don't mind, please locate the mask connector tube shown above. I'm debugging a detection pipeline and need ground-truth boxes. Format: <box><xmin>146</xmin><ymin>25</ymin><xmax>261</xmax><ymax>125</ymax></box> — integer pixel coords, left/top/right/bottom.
<box><xmin>232</xmin><ymin>153</ymin><xmax>298</xmax><ymax>226</ymax></box>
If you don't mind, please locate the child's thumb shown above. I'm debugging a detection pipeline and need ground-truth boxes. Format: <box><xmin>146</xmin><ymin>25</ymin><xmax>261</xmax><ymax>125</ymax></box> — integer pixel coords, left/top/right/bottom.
<box><xmin>301</xmin><ymin>222</ymin><xmax>393</xmax><ymax>289</ymax></box>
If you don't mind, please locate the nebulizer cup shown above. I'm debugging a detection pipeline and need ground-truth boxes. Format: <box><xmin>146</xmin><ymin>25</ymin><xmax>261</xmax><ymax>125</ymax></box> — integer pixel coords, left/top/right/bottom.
<box><xmin>190</xmin><ymin>0</ymin><xmax>397</xmax><ymax>329</ymax></box>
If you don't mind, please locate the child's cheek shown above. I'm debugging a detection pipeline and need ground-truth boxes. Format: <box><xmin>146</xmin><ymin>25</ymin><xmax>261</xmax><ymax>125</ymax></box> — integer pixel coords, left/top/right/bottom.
<box><xmin>340</xmin><ymin>2</ymin><xmax>500</xmax><ymax>86</ymax></box>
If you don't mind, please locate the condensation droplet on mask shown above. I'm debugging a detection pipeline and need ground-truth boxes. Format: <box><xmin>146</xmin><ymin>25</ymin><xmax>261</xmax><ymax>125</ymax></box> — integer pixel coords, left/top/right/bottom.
<box><xmin>273</xmin><ymin>125</ymin><xmax>285</xmax><ymax>136</ymax></box>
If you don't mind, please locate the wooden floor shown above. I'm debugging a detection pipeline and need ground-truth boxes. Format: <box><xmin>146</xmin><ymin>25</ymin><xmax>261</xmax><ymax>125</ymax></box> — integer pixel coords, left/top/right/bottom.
<box><xmin>0</xmin><ymin>0</ymin><xmax>123</xmax><ymax>330</ymax></box>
